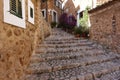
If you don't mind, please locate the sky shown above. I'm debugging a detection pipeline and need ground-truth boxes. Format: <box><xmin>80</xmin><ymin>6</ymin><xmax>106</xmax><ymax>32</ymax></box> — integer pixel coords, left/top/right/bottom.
<box><xmin>74</xmin><ymin>0</ymin><xmax>97</xmax><ymax>11</ymax></box>
<box><xmin>63</xmin><ymin>0</ymin><xmax>97</xmax><ymax>12</ymax></box>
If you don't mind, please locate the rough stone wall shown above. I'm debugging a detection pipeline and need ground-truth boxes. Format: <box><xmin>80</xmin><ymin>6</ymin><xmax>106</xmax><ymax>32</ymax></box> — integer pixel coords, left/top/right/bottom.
<box><xmin>0</xmin><ymin>0</ymin><xmax>51</xmax><ymax>80</ymax></box>
<box><xmin>89</xmin><ymin>0</ymin><xmax>120</xmax><ymax>53</ymax></box>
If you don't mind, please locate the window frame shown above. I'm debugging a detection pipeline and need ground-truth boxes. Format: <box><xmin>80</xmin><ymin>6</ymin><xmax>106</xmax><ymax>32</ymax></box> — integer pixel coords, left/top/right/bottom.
<box><xmin>3</xmin><ymin>0</ymin><xmax>26</xmax><ymax>28</ymax></box>
<box><xmin>52</xmin><ymin>10</ymin><xmax>58</xmax><ymax>22</ymax></box>
<box><xmin>28</xmin><ymin>0</ymin><xmax>34</xmax><ymax>24</ymax></box>
<box><xmin>41</xmin><ymin>9</ymin><xmax>46</xmax><ymax>19</ymax></box>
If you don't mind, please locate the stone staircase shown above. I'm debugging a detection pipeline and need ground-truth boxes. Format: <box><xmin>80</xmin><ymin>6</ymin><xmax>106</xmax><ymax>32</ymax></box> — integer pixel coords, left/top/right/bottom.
<box><xmin>25</xmin><ymin>28</ymin><xmax>120</xmax><ymax>80</ymax></box>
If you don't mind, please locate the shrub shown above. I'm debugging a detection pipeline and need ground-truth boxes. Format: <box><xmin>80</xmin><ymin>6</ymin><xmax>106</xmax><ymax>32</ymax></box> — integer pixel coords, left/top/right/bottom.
<box><xmin>74</xmin><ymin>27</ymin><xmax>82</xmax><ymax>35</ymax></box>
<box><xmin>51</xmin><ymin>22</ymin><xmax>57</xmax><ymax>28</ymax></box>
<box><xmin>74</xmin><ymin>26</ymin><xmax>89</xmax><ymax>38</ymax></box>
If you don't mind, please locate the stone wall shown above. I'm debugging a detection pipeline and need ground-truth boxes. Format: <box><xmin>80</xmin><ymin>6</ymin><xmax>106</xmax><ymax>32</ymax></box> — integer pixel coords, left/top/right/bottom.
<box><xmin>0</xmin><ymin>0</ymin><xmax>51</xmax><ymax>80</ymax></box>
<box><xmin>89</xmin><ymin>0</ymin><xmax>120</xmax><ymax>53</ymax></box>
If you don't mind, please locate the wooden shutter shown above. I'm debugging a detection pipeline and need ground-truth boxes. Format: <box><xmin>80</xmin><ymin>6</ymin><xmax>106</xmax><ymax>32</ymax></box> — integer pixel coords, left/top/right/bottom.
<box><xmin>30</xmin><ymin>7</ymin><xmax>33</xmax><ymax>18</ymax></box>
<box><xmin>18</xmin><ymin>0</ymin><xmax>22</xmax><ymax>17</ymax></box>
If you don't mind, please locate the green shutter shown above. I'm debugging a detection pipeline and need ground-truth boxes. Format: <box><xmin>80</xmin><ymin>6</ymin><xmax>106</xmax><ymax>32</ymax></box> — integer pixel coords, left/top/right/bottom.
<box><xmin>10</xmin><ymin>0</ymin><xmax>23</xmax><ymax>18</ymax></box>
<box><xmin>30</xmin><ymin>7</ymin><xmax>33</xmax><ymax>18</ymax></box>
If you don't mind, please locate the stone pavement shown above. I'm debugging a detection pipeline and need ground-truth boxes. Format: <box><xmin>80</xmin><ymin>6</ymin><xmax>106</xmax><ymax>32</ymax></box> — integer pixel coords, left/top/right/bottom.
<box><xmin>25</xmin><ymin>28</ymin><xmax>120</xmax><ymax>80</ymax></box>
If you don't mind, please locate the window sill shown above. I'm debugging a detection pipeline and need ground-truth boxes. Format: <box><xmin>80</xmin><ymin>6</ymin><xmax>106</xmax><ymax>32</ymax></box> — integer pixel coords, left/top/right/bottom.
<box><xmin>9</xmin><ymin>10</ymin><xmax>23</xmax><ymax>19</ymax></box>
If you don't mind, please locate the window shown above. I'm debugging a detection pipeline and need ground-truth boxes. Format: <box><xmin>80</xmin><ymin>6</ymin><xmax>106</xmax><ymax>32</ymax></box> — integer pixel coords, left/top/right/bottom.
<box><xmin>30</xmin><ymin>7</ymin><xmax>33</xmax><ymax>18</ymax></box>
<box><xmin>57</xmin><ymin>1</ymin><xmax>62</xmax><ymax>9</ymax></box>
<box><xmin>42</xmin><ymin>0</ymin><xmax>45</xmax><ymax>2</ymax></box>
<box><xmin>79</xmin><ymin>11</ymin><xmax>83</xmax><ymax>18</ymax></box>
<box><xmin>28</xmin><ymin>0</ymin><xmax>34</xmax><ymax>24</ymax></box>
<box><xmin>42</xmin><ymin>9</ymin><xmax>46</xmax><ymax>18</ymax></box>
<box><xmin>58</xmin><ymin>2</ymin><xmax>60</xmax><ymax>8</ymax></box>
<box><xmin>10</xmin><ymin>0</ymin><xmax>22</xmax><ymax>18</ymax></box>
<box><xmin>52</xmin><ymin>10</ymin><xmax>57</xmax><ymax>22</ymax></box>
<box><xmin>54</xmin><ymin>0</ymin><xmax>56</xmax><ymax>5</ymax></box>
<box><xmin>54</xmin><ymin>0</ymin><xmax>58</xmax><ymax>6</ymax></box>
<box><xmin>42</xmin><ymin>11</ymin><xmax>45</xmax><ymax>17</ymax></box>
<box><xmin>4</xmin><ymin>0</ymin><xmax>26</xmax><ymax>28</ymax></box>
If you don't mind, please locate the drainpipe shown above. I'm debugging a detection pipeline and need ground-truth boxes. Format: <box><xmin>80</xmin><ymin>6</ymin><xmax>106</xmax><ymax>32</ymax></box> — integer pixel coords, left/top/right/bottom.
<box><xmin>46</xmin><ymin>0</ymin><xmax>48</xmax><ymax>22</ymax></box>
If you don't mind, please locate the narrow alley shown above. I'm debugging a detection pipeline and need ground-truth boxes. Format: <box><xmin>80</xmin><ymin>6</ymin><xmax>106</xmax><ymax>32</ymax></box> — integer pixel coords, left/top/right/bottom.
<box><xmin>26</xmin><ymin>28</ymin><xmax>120</xmax><ymax>80</ymax></box>
<box><xmin>1</xmin><ymin>0</ymin><xmax>120</xmax><ymax>80</ymax></box>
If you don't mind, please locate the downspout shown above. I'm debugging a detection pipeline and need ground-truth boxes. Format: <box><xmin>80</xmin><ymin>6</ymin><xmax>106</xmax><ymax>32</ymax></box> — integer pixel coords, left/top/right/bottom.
<box><xmin>46</xmin><ymin>0</ymin><xmax>48</xmax><ymax>22</ymax></box>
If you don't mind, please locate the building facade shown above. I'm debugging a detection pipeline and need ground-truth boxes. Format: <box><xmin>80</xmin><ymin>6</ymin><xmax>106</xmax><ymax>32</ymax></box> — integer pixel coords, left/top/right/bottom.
<box><xmin>0</xmin><ymin>0</ymin><xmax>51</xmax><ymax>80</ymax></box>
<box><xmin>41</xmin><ymin>0</ymin><xmax>63</xmax><ymax>24</ymax></box>
<box><xmin>63</xmin><ymin>0</ymin><xmax>80</xmax><ymax>18</ymax></box>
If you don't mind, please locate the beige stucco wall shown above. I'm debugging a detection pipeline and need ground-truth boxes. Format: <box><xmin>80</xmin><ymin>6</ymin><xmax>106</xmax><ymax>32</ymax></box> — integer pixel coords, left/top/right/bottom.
<box><xmin>0</xmin><ymin>0</ymin><xmax>51</xmax><ymax>80</ymax></box>
<box><xmin>89</xmin><ymin>0</ymin><xmax>120</xmax><ymax>53</ymax></box>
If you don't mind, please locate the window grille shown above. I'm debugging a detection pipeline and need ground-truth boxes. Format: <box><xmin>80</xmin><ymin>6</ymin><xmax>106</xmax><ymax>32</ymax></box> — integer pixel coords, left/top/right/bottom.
<box><xmin>10</xmin><ymin>0</ymin><xmax>22</xmax><ymax>18</ymax></box>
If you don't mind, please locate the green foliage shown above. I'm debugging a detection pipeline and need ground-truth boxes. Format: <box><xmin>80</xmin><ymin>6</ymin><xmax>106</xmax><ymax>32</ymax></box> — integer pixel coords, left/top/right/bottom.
<box><xmin>51</xmin><ymin>22</ymin><xmax>57</xmax><ymax>28</ymax></box>
<box><xmin>79</xmin><ymin>6</ymin><xmax>90</xmax><ymax>28</ymax></box>
<box><xmin>74</xmin><ymin>26</ymin><xmax>89</xmax><ymax>38</ymax></box>
<box><xmin>74</xmin><ymin>27</ymin><xmax>82</xmax><ymax>34</ymax></box>
<box><xmin>75</xmin><ymin>6</ymin><xmax>90</xmax><ymax>38</ymax></box>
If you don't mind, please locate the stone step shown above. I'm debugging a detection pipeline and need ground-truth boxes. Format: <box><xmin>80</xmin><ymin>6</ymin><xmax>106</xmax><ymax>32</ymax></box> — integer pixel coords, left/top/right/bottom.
<box><xmin>38</xmin><ymin>42</ymin><xmax>93</xmax><ymax>48</ymax></box>
<box><xmin>45</xmin><ymin>38</ymin><xmax>88</xmax><ymax>42</ymax></box>
<box><xmin>95</xmin><ymin>70</ymin><xmax>120</xmax><ymax>80</ymax></box>
<box><xmin>45</xmin><ymin>37</ymin><xmax>86</xmax><ymax>41</ymax></box>
<box><xmin>31</xmin><ymin>49</ymin><xmax>104</xmax><ymax>62</ymax></box>
<box><xmin>45</xmin><ymin>41</ymin><xmax>93</xmax><ymax>45</ymax></box>
<box><xmin>36</xmin><ymin>44</ymin><xmax>95</xmax><ymax>54</ymax></box>
<box><xmin>45</xmin><ymin>37</ymin><xmax>74</xmax><ymax>40</ymax></box>
<box><xmin>36</xmin><ymin>46</ymin><xmax>95</xmax><ymax>54</ymax></box>
<box><xmin>36</xmin><ymin>42</ymin><xmax>97</xmax><ymax>54</ymax></box>
<box><xmin>25</xmin><ymin>59</ymin><xmax>120</xmax><ymax>80</ymax></box>
<box><xmin>27</xmin><ymin>52</ymin><xmax>120</xmax><ymax>74</ymax></box>
<box><xmin>45</xmin><ymin>36</ymin><xmax>89</xmax><ymax>42</ymax></box>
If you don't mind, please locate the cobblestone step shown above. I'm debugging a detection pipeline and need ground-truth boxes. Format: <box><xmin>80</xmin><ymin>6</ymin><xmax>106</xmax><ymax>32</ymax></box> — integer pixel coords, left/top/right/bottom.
<box><xmin>26</xmin><ymin>28</ymin><xmax>120</xmax><ymax>80</ymax></box>
<box><xmin>38</xmin><ymin>42</ymin><xmax>94</xmax><ymax>48</ymax></box>
<box><xmin>31</xmin><ymin>49</ymin><xmax>104</xmax><ymax>62</ymax></box>
<box><xmin>27</xmin><ymin>52</ymin><xmax>120</xmax><ymax>74</ymax></box>
<box><xmin>26</xmin><ymin>59</ymin><xmax>120</xmax><ymax>80</ymax></box>
<box><xmin>96</xmin><ymin>70</ymin><xmax>120</xmax><ymax>80</ymax></box>
<box><xmin>45</xmin><ymin>37</ymin><xmax>83</xmax><ymax>41</ymax></box>
<box><xmin>45</xmin><ymin>38</ymin><xmax>88</xmax><ymax>42</ymax></box>
<box><xmin>45</xmin><ymin>41</ymin><xmax>92</xmax><ymax>44</ymax></box>
<box><xmin>36</xmin><ymin>46</ymin><xmax>95</xmax><ymax>54</ymax></box>
<box><xmin>45</xmin><ymin>37</ymin><xmax>75</xmax><ymax>40</ymax></box>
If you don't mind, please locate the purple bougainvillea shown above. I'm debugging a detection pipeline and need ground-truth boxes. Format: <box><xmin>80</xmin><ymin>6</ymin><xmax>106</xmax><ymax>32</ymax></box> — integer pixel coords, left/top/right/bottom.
<box><xmin>67</xmin><ymin>15</ymin><xmax>76</xmax><ymax>28</ymax></box>
<box><xmin>59</xmin><ymin>13</ymin><xmax>76</xmax><ymax>30</ymax></box>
